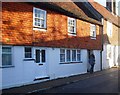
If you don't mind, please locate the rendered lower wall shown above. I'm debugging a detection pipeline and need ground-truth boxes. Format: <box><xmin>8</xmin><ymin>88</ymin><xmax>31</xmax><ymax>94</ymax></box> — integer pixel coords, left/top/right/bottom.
<box><xmin>1</xmin><ymin>46</ymin><xmax>101</xmax><ymax>89</ymax></box>
<box><xmin>102</xmin><ymin>44</ymin><xmax>119</xmax><ymax>69</ymax></box>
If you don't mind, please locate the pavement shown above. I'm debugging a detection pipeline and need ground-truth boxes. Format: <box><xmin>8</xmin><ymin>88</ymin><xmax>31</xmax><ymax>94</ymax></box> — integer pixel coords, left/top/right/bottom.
<box><xmin>1</xmin><ymin>67</ymin><xmax>119</xmax><ymax>94</ymax></box>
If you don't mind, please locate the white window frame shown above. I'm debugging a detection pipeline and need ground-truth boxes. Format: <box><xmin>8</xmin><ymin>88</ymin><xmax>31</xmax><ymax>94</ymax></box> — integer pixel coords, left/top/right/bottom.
<box><xmin>66</xmin><ymin>49</ymin><xmax>71</xmax><ymax>62</ymax></box>
<box><xmin>68</xmin><ymin>17</ymin><xmax>76</xmax><ymax>36</ymax></box>
<box><xmin>90</xmin><ymin>24</ymin><xmax>96</xmax><ymax>39</ymax></box>
<box><xmin>72</xmin><ymin>50</ymin><xmax>77</xmax><ymax>62</ymax></box>
<box><xmin>107</xmin><ymin>21</ymin><xmax>112</xmax><ymax>37</ymax></box>
<box><xmin>60</xmin><ymin>49</ymin><xmax>65</xmax><ymax>63</ymax></box>
<box><xmin>60</xmin><ymin>49</ymin><xmax>81</xmax><ymax>63</ymax></box>
<box><xmin>33</xmin><ymin>7</ymin><xmax>47</xmax><ymax>30</ymax></box>
<box><xmin>2</xmin><ymin>46</ymin><xmax>13</xmax><ymax>67</ymax></box>
<box><xmin>24</xmin><ymin>47</ymin><xmax>33</xmax><ymax>59</ymax></box>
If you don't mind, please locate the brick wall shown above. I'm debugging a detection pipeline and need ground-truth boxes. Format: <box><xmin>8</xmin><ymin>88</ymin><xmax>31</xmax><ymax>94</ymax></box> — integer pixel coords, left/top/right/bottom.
<box><xmin>2</xmin><ymin>2</ymin><xmax>102</xmax><ymax>50</ymax></box>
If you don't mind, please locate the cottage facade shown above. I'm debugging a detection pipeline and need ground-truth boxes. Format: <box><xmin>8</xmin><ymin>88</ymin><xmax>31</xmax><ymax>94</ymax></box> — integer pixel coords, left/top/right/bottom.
<box><xmin>89</xmin><ymin>1</ymin><xmax>120</xmax><ymax>69</ymax></box>
<box><xmin>1</xmin><ymin>2</ymin><xmax>102</xmax><ymax>89</ymax></box>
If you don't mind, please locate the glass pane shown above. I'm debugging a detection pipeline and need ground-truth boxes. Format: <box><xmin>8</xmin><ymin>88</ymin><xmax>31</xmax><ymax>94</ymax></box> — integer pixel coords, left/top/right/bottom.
<box><xmin>60</xmin><ymin>54</ymin><xmax>65</xmax><ymax>62</ymax></box>
<box><xmin>36</xmin><ymin>50</ymin><xmax>40</xmax><ymax>63</ymax></box>
<box><xmin>41</xmin><ymin>50</ymin><xmax>46</xmax><ymax>63</ymax></box>
<box><xmin>38</xmin><ymin>23</ymin><xmax>40</xmax><ymax>26</ymax></box>
<box><xmin>41</xmin><ymin>20</ymin><xmax>44</xmax><ymax>28</ymax></box>
<box><xmin>77</xmin><ymin>54</ymin><xmax>81</xmax><ymax>62</ymax></box>
<box><xmin>72</xmin><ymin>50</ymin><xmax>76</xmax><ymax>61</ymax></box>
<box><xmin>25</xmin><ymin>47</ymin><xmax>31</xmax><ymax>52</ymax></box>
<box><xmin>2</xmin><ymin>54</ymin><xmax>12</xmax><ymax>66</ymax></box>
<box><xmin>60</xmin><ymin>49</ymin><xmax>65</xmax><ymax>54</ymax></box>
<box><xmin>38</xmin><ymin>19</ymin><xmax>40</xmax><ymax>22</ymax></box>
<box><xmin>35</xmin><ymin>22</ymin><xmax>37</xmax><ymax>26</ymax></box>
<box><xmin>25</xmin><ymin>47</ymin><xmax>32</xmax><ymax>58</ymax></box>
<box><xmin>2</xmin><ymin>47</ymin><xmax>11</xmax><ymax>53</ymax></box>
<box><xmin>66</xmin><ymin>50</ymin><xmax>71</xmax><ymax>62</ymax></box>
<box><xmin>77</xmin><ymin>50</ymin><xmax>81</xmax><ymax>54</ymax></box>
<box><xmin>40</xmin><ymin>11</ymin><xmax>44</xmax><ymax>19</ymax></box>
<box><xmin>25</xmin><ymin>52</ymin><xmax>32</xmax><ymax>58</ymax></box>
<box><xmin>35</xmin><ymin>13</ymin><xmax>37</xmax><ymax>17</ymax></box>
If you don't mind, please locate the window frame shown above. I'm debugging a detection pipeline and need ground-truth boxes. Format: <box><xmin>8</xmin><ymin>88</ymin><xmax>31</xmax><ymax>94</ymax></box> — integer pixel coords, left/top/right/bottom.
<box><xmin>24</xmin><ymin>47</ymin><xmax>33</xmax><ymax>59</ymax></box>
<box><xmin>90</xmin><ymin>24</ymin><xmax>96</xmax><ymax>39</ymax></box>
<box><xmin>60</xmin><ymin>49</ymin><xmax>82</xmax><ymax>64</ymax></box>
<box><xmin>2</xmin><ymin>46</ymin><xmax>14</xmax><ymax>67</ymax></box>
<box><xmin>60</xmin><ymin>49</ymin><xmax>66</xmax><ymax>63</ymax></box>
<box><xmin>33</xmin><ymin>7</ymin><xmax>47</xmax><ymax>30</ymax></box>
<box><xmin>68</xmin><ymin>17</ymin><xmax>76</xmax><ymax>36</ymax></box>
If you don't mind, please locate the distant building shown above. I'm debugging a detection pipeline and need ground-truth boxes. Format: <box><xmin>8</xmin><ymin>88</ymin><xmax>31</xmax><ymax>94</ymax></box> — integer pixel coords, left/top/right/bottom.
<box><xmin>94</xmin><ymin>0</ymin><xmax>120</xmax><ymax>16</ymax></box>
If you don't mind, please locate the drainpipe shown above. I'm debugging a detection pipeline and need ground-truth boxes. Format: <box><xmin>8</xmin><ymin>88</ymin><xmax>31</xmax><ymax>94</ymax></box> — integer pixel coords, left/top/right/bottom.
<box><xmin>100</xmin><ymin>18</ymin><xmax>104</xmax><ymax>71</ymax></box>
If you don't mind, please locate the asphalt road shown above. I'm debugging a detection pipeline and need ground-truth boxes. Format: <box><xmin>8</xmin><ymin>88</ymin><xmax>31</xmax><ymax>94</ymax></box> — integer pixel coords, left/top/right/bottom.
<box><xmin>39</xmin><ymin>69</ymin><xmax>119</xmax><ymax>93</ymax></box>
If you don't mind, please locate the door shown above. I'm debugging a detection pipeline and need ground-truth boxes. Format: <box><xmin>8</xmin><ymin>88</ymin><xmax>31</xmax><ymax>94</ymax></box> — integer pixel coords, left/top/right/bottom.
<box><xmin>87</xmin><ymin>50</ymin><xmax>91</xmax><ymax>72</ymax></box>
<box><xmin>34</xmin><ymin>48</ymin><xmax>48</xmax><ymax>79</ymax></box>
<box><xmin>87</xmin><ymin>50</ymin><xmax>93</xmax><ymax>72</ymax></box>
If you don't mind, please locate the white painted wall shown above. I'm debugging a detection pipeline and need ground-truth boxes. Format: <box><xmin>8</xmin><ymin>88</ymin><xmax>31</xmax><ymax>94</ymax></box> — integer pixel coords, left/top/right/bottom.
<box><xmin>102</xmin><ymin>44</ymin><xmax>119</xmax><ymax>69</ymax></box>
<box><xmin>94</xmin><ymin>0</ymin><xmax>106</xmax><ymax>7</ymax></box>
<box><xmin>48</xmin><ymin>49</ymin><xmax>88</xmax><ymax>79</ymax></box>
<box><xmin>93</xmin><ymin>50</ymin><xmax>101</xmax><ymax>71</ymax></box>
<box><xmin>1</xmin><ymin>46</ymin><xmax>101</xmax><ymax>89</ymax></box>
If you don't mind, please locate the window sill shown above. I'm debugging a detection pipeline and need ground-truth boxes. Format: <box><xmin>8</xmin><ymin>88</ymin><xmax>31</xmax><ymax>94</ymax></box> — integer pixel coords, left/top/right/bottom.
<box><xmin>60</xmin><ymin>61</ymin><xmax>82</xmax><ymax>64</ymax></box>
<box><xmin>23</xmin><ymin>58</ymin><xmax>35</xmax><ymax>61</ymax></box>
<box><xmin>0</xmin><ymin>65</ymin><xmax>15</xmax><ymax>68</ymax></box>
<box><xmin>33</xmin><ymin>28</ymin><xmax>47</xmax><ymax>31</ymax></box>
<box><xmin>91</xmin><ymin>37</ymin><xmax>96</xmax><ymax>40</ymax></box>
<box><xmin>68</xmin><ymin>33</ymin><xmax>76</xmax><ymax>36</ymax></box>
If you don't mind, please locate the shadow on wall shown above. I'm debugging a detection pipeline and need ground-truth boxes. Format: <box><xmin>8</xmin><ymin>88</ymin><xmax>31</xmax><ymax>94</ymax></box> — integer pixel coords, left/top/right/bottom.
<box><xmin>2</xmin><ymin>3</ymin><xmax>103</xmax><ymax>50</ymax></box>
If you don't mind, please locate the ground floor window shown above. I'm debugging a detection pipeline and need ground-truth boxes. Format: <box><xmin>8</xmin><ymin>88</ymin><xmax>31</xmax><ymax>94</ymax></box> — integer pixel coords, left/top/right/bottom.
<box><xmin>60</xmin><ymin>49</ymin><xmax>81</xmax><ymax>63</ymax></box>
<box><xmin>2</xmin><ymin>47</ymin><xmax>12</xmax><ymax>66</ymax></box>
<box><xmin>24</xmin><ymin>47</ymin><xmax>32</xmax><ymax>58</ymax></box>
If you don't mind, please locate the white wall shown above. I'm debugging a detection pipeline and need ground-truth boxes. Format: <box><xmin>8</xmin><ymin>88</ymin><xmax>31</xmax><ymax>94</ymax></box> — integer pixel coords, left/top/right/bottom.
<box><xmin>102</xmin><ymin>44</ymin><xmax>119</xmax><ymax>69</ymax></box>
<box><xmin>48</xmin><ymin>49</ymin><xmax>88</xmax><ymax>79</ymax></box>
<box><xmin>93</xmin><ymin>50</ymin><xmax>101</xmax><ymax>71</ymax></box>
<box><xmin>94</xmin><ymin>0</ymin><xmax>106</xmax><ymax>7</ymax></box>
<box><xmin>1</xmin><ymin>46</ymin><xmax>101</xmax><ymax>89</ymax></box>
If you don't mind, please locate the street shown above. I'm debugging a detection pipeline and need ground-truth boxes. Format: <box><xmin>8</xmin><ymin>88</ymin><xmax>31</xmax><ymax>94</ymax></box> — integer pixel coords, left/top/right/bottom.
<box><xmin>38</xmin><ymin>69</ymin><xmax>119</xmax><ymax>93</ymax></box>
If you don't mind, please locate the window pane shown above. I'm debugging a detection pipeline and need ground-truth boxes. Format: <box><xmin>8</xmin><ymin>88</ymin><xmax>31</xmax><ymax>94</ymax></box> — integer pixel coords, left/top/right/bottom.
<box><xmin>90</xmin><ymin>24</ymin><xmax>96</xmax><ymax>38</ymax></box>
<box><xmin>34</xmin><ymin>8</ymin><xmax>46</xmax><ymax>28</ymax></box>
<box><xmin>25</xmin><ymin>52</ymin><xmax>32</xmax><ymax>58</ymax></box>
<box><xmin>41</xmin><ymin>50</ymin><xmax>46</xmax><ymax>62</ymax></box>
<box><xmin>36</xmin><ymin>50</ymin><xmax>40</xmax><ymax>63</ymax></box>
<box><xmin>72</xmin><ymin>50</ymin><xmax>76</xmax><ymax>61</ymax></box>
<box><xmin>66</xmin><ymin>50</ymin><xmax>71</xmax><ymax>62</ymax></box>
<box><xmin>2</xmin><ymin>47</ymin><xmax>11</xmax><ymax>53</ymax></box>
<box><xmin>60</xmin><ymin>49</ymin><xmax>65</xmax><ymax>54</ymax></box>
<box><xmin>2</xmin><ymin>47</ymin><xmax>12</xmax><ymax>66</ymax></box>
<box><xmin>41</xmin><ymin>20</ymin><xmax>44</xmax><ymax>28</ymax></box>
<box><xmin>77</xmin><ymin>54</ymin><xmax>81</xmax><ymax>62</ymax></box>
<box><xmin>40</xmin><ymin>11</ymin><xmax>44</xmax><ymax>19</ymax></box>
<box><xmin>25</xmin><ymin>47</ymin><xmax>31</xmax><ymax>52</ymax></box>
<box><xmin>25</xmin><ymin>47</ymin><xmax>32</xmax><ymax>58</ymax></box>
<box><xmin>2</xmin><ymin>54</ymin><xmax>12</xmax><ymax>66</ymax></box>
<box><xmin>60</xmin><ymin>54</ymin><xmax>65</xmax><ymax>62</ymax></box>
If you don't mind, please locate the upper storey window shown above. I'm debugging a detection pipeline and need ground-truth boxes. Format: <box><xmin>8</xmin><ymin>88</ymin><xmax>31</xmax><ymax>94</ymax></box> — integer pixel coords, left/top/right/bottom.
<box><xmin>68</xmin><ymin>17</ymin><xmax>76</xmax><ymax>36</ymax></box>
<box><xmin>33</xmin><ymin>7</ymin><xmax>47</xmax><ymax>29</ymax></box>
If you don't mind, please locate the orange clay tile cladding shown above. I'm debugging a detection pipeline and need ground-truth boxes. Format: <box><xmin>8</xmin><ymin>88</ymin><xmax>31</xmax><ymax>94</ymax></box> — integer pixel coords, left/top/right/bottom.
<box><xmin>2</xmin><ymin>2</ymin><xmax>102</xmax><ymax>50</ymax></box>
